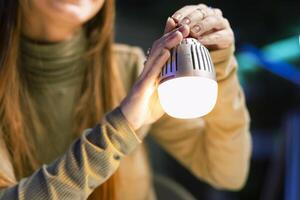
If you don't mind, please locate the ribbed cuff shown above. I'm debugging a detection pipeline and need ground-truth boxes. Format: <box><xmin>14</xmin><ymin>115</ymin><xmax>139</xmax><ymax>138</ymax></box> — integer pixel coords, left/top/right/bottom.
<box><xmin>105</xmin><ymin>107</ymin><xmax>142</xmax><ymax>155</ymax></box>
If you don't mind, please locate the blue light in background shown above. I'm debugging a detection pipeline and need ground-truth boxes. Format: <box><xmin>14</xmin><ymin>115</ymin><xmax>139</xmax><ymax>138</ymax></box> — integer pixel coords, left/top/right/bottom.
<box><xmin>237</xmin><ymin>35</ymin><xmax>300</xmax><ymax>86</ymax></box>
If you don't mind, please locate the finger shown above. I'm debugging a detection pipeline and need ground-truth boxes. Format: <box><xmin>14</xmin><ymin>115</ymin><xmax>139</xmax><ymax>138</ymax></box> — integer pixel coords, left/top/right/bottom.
<box><xmin>190</xmin><ymin>15</ymin><xmax>228</xmax><ymax>37</ymax></box>
<box><xmin>193</xmin><ymin>6</ymin><xmax>215</xmax><ymax>20</ymax></box>
<box><xmin>171</xmin><ymin>4</ymin><xmax>207</xmax><ymax>23</ymax></box>
<box><xmin>162</xmin><ymin>25</ymin><xmax>189</xmax><ymax>49</ymax></box>
<box><xmin>148</xmin><ymin>25</ymin><xmax>189</xmax><ymax>61</ymax></box>
<box><xmin>164</xmin><ymin>17</ymin><xmax>177</xmax><ymax>34</ymax></box>
<box><xmin>142</xmin><ymin>26</ymin><xmax>189</xmax><ymax>80</ymax></box>
<box><xmin>178</xmin><ymin>6</ymin><xmax>215</xmax><ymax>29</ymax></box>
<box><xmin>150</xmin><ymin>25</ymin><xmax>189</xmax><ymax>65</ymax></box>
<box><xmin>145</xmin><ymin>48</ymin><xmax>170</xmax><ymax>80</ymax></box>
<box><xmin>198</xmin><ymin>29</ymin><xmax>234</xmax><ymax>49</ymax></box>
<box><xmin>152</xmin><ymin>25</ymin><xmax>189</xmax><ymax>51</ymax></box>
<box><xmin>139</xmin><ymin>48</ymin><xmax>169</xmax><ymax>86</ymax></box>
<box><xmin>213</xmin><ymin>8</ymin><xmax>223</xmax><ymax>17</ymax></box>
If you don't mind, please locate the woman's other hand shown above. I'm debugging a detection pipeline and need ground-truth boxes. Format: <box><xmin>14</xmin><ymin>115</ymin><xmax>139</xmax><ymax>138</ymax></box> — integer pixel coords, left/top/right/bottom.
<box><xmin>168</xmin><ymin>4</ymin><xmax>234</xmax><ymax>50</ymax></box>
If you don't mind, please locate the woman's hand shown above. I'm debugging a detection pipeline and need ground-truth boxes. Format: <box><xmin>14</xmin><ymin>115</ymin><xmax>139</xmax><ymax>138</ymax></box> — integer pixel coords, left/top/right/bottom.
<box><xmin>167</xmin><ymin>4</ymin><xmax>234</xmax><ymax>50</ymax></box>
<box><xmin>120</xmin><ymin>4</ymin><xmax>233</xmax><ymax>131</ymax></box>
<box><xmin>120</xmin><ymin>25</ymin><xmax>190</xmax><ymax>131</ymax></box>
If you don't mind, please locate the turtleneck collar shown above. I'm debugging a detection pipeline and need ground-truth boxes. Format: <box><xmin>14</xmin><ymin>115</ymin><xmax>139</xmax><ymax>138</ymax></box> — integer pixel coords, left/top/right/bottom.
<box><xmin>20</xmin><ymin>29</ymin><xmax>88</xmax><ymax>88</ymax></box>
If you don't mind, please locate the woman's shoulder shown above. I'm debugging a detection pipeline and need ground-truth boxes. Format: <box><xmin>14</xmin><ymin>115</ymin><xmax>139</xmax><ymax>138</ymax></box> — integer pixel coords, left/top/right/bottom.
<box><xmin>113</xmin><ymin>43</ymin><xmax>145</xmax><ymax>67</ymax></box>
<box><xmin>112</xmin><ymin>44</ymin><xmax>145</xmax><ymax>89</ymax></box>
<box><xmin>113</xmin><ymin>43</ymin><xmax>144</xmax><ymax>57</ymax></box>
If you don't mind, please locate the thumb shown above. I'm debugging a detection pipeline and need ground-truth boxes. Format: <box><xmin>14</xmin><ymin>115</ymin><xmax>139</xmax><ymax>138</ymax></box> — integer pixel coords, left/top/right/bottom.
<box><xmin>164</xmin><ymin>17</ymin><xmax>177</xmax><ymax>34</ymax></box>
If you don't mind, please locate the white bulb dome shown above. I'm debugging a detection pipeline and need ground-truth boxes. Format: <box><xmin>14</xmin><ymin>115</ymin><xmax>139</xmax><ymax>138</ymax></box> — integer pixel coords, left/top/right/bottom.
<box><xmin>158</xmin><ymin>76</ymin><xmax>218</xmax><ymax>119</ymax></box>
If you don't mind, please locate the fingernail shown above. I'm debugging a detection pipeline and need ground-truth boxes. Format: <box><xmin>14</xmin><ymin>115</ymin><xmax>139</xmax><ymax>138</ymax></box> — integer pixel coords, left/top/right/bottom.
<box><xmin>172</xmin><ymin>13</ymin><xmax>182</xmax><ymax>21</ymax></box>
<box><xmin>181</xmin><ymin>17</ymin><xmax>191</xmax><ymax>25</ymax></box>
<box><xmin>191</xmin><ymin>25</ymin><xmax>201</xmax><ymax>33</ymax></box>
<box><xmin>178</xmin><ymin>24</ymin><xmax>190</xmax><ymax>35</ymax></box>
<box><xmin>178</xmin><ymin>25</ymin><xmax>185</xmax><ymax>32</ymax></box>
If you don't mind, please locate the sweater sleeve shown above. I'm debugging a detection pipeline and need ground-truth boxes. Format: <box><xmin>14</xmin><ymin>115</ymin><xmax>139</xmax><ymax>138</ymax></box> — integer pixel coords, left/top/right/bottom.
<box><xmin>149</xmin><ymin>45</ymin><xmax>252</xmax><ymax>190</ymax></box>
<box><xmin>0</xmin><ymin>107</ymin><xmax>141</xmax><ymax>200</ymax></box>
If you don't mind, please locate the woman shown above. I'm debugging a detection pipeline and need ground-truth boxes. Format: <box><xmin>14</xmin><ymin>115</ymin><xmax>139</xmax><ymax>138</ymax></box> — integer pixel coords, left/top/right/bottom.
<box><xmin>0</xmin><ymin>0</ymin><xmax>251</xmax><ymax>199</ymax></box>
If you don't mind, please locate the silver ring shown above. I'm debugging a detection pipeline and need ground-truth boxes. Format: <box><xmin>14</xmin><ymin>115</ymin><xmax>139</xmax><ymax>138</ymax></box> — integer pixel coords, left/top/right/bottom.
<box><xmin>196</xmin><ymin>8</ymin><xmax>206</xmax><ymax>19</ymax></box>
<box><xmin>144</xmin><ymin>48</ymin><xmax>152</xmax><ymax>65</ymax></box>
<box><xmin>146</xmin><ymin>48</ymin><xmax>151</xmax><ymax>58</ymax></box>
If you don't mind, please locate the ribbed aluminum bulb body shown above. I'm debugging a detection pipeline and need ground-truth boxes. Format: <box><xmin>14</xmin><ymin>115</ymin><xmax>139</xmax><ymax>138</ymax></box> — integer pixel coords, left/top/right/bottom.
<box><xmin>157</xmin><ymin>38</ymin><xmax>218</xmax><ymax>119</ymax></box>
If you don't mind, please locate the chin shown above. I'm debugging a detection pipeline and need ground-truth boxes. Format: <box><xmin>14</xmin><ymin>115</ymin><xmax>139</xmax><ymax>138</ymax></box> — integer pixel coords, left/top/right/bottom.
<box><xmin>38</xmin><ymin>0</ymin><xmax>105</xmax><ymax>25</ymax></box>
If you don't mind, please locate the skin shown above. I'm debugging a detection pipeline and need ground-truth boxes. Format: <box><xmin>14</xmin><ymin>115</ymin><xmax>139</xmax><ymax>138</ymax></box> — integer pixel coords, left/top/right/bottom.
<box><xmin>21</xmin><ymin>2</ymin><xmax>234</xmax><ymax>131</ymax></box>
<box><xmin>21</xmin><ymin>0</ymin><xmax>105</xmax><ymax>42</ymax></box>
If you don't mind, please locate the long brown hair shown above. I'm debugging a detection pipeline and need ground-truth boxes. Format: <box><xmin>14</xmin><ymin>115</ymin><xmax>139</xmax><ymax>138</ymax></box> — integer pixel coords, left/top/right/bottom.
<box><xmin>0</xmin><ymin>0</ymin><xmax>124</xmax><ymax>199</ymax></box>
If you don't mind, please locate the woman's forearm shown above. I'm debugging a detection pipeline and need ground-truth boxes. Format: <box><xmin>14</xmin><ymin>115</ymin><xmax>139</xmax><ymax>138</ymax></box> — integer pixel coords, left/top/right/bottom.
<box><xmin>0</xmin><ymin>107</ymin><xmax>141</xmax><ymax>200</ymax></box>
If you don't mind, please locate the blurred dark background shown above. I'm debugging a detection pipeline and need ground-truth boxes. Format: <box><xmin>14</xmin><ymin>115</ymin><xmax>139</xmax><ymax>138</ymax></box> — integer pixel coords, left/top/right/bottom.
<box><xmin>115</xmin><ymin>1</ymin><xmax>300</xmax><ymax>200</ymax></box>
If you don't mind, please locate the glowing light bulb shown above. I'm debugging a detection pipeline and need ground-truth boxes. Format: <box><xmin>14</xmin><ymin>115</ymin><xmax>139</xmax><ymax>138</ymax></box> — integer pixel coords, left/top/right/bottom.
<box><xmin>157</xmin><ymin>38</ymin><xmax>218</xmax><ymax>119</ymax></box>
<box><xmin>158</xmin><ymin>76</ymin><xmax>217</xmax><ymax>119</ymax></box>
